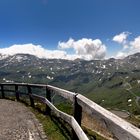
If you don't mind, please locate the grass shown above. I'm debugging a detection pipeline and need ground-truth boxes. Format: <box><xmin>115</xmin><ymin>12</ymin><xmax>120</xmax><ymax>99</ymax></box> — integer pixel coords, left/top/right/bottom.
<box><xmin>82</xmin><ymin>126</ymin><xmax>108</xmax><ymax>140</ymax></box>
<box><xmin>126</xmin><ymin>115</ymin><xmax>140</xmax><ymax>128</ymax></box>
<box><xmin>32</xmin><ymin>108</ymin><xmax>71</xmax><ymax>140</ymax></box>
<box><xmin>55</xmin><ymin>101</ymin><xmax>73</xmax><ymax>115</ymax></box>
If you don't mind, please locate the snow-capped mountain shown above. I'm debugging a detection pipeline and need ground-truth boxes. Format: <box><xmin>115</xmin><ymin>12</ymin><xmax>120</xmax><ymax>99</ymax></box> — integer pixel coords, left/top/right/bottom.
<box><xmin>0</xmin><ymin>53</ymin><xmax>140</xmax><ymax>85</ymax></box>
<box><xmin>0</xmin><ymin>52</ymin><xmax>140</xmax><ymax>92</ymax></box>
<box><xmin>0</xmin><ymin>53</ymin><xmax>140</xmax><ymax>114</ymax></box>
<box><xmin>0</xmin><ymin>54</ymin><xmax>8</xmax><ymax>60</ymax></box>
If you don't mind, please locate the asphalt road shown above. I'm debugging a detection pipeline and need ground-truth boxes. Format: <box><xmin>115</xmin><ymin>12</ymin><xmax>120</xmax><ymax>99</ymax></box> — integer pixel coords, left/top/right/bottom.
<box><xmin>0</xmin><ymin>99</ymin><xmax>47</xmax><ymax>140</ymax></box>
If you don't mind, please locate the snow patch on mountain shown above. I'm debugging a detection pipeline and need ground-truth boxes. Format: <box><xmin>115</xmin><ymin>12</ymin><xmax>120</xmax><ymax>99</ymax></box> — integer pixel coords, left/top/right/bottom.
<box><xmin>47</xmin><ymin>76</ymin><xmax>54</xmax><ymax>80</ymax></box>
<box><xmin>0</xmin><ymin>54</ymin><xmax>8</xmax><ymax>60</ymax></box>
<box><xmin>137</xmin><ymin>80</ymin><xmax>140</xmax><ymax>84</ymax></box>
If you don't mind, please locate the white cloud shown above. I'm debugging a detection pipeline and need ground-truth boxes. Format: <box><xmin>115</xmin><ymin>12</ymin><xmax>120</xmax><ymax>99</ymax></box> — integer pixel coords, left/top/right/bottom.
<box><xmin>0</xmin><ymin>40</ymin><xmax>106</xmax><ymax>60</ymax></box>
<box><xmin>58</xmin><ymin>38</ymin><xmax>107</xmax><ymax>60</ymax></box>
<box><xmin>0</xmin><ymin>44</ymin><xmax>67</xmax><ymax>59</ymax></box>
<box><xmin>1</xmin><ymin>34</ymin><xmax>140</xmax><ymax>61</ymax></box>
<box><xmin>112</xmin><ymin>32</ymin><xmax>130</xmax><ymax>44</ymax></box>
<box><xmin>58</xmin><ymin>38</ymin><xmax>74</xmax><ymax>49</ymax></box>
<box><xmin>123</xmin><ymin>45</ymin><xmax>129</xmax><ymax>49</ymax></box>
<box><xmin>116</xmin><ymin>51</ymin><xmax>128</xmax><ymax>59</ymax></box>
<box><xmin>115</xmin><ymin>36</ymin><xmax>140</xmax><ymax>59</ymax></box>
<box><xmin>130</xmin><ymin>36</ymin><xmax>140</xmax><ymax>50</ymax></box>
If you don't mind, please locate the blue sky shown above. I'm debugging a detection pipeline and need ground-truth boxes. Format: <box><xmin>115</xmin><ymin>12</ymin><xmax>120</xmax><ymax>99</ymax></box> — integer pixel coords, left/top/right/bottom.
<box><xmin>0</xmin><ymin>0</ymin><xmax>140</xmax><ymax>60</ymax></box>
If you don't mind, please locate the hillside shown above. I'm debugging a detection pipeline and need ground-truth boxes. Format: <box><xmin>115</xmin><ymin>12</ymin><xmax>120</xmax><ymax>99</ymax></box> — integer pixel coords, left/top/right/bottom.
<box><xmin>0</xmin><ymin>53</ymin><xmax>140</xmax><ymax>116</ymax></box>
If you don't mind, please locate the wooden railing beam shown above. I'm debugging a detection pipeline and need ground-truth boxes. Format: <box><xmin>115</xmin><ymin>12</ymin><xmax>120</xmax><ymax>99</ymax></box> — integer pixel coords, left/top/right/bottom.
<box><xmin>77</xmin><ymin>94</ymin><xmax>140</xmax><ymax>140</ymax></box>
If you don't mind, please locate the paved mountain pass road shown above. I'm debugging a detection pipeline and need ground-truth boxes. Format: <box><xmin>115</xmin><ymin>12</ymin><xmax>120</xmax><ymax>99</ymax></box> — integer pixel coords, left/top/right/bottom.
<box><xmin>0</xmin><ymin>99</ymin><xmax>47</xmax><ymax>140</ymax></box>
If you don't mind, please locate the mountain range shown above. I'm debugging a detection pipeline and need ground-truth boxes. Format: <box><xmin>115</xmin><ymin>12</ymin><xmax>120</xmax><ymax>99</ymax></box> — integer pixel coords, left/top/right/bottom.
<box><xmin>0</xmin><ymin>53</ymin><xmax>140</xmax><ymax>115</ymax></box>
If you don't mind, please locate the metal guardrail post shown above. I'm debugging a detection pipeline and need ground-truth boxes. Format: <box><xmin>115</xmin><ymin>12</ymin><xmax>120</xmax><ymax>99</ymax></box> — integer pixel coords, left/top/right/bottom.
<box><xmin>74</xmin><ymin>94</ymin><xmax>82</xmax><ymax>125</ymax></box>
<box><xmin>73</xmin><ymin>94</ymin><xmax>82</xmax><ymax>140</ymax></box>
<box><xmin>15</xmin><ymin>85</ymin><xmax>20</xmax><ymax>101</ymax></box>
<box><xmin>45</xmin><ymin>87</ymin><xmax>51</xmax><ymax>115</ymax></box>
<box><xmin>27</xmin><ymin>85</ymin><xmax>34</xmax><ymax>107</ymax></box>
<box><xmin>1</xmin><ymin>85</ymin><xmax>5</xmax><ymax>98</ymax></box>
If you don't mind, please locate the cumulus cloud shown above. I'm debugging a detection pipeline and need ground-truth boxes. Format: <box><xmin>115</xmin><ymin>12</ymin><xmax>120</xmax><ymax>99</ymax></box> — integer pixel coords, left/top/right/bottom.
<box><xmin>0</xmin><ymin>39</ymin><xmax>106</xmax><ymax>60</ymax></box>
<box><xmin>2</xmin><ymin>34</ymin><xmax>140</xmax><ymax>60</ymax></box>
<box><xmin>0</xmin><ymin>44</ymin><xmax>67</xmax><ymax>59</ymax></box>
<box><xmin>115</xmin><ymin>35</ymin><xmax>140</xmax><ymax>59</ymax></box>
<box><xmin>112</xmin><ymin>32</ymin><xmax>130</xmax><ymax>44</ymax></box>
<box><xmin>116</xmin><ymin>51</ymin><xmax>128</xmax><ymax>59</ymax></box>
<box><xmin>130</xmin><ymin>36</ymin><xmax>140</xmax><ymax>50</ymax></box>
<box><xmin>58</xmin><ymin>38</ymin><xmax>74</xmax><ymax>49</ymax></box>
<box><xmin>58</xmin><ymin>38</ymin><xmax>107</xmax><ymax>60</ymax></box>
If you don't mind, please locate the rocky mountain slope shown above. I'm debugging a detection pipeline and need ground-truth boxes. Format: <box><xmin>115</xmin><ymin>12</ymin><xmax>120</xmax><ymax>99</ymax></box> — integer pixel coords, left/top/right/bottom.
<box><xmin>0</xmin><ymin>53</ymin><xmax>140</xmax><ymax>115</ymax></box>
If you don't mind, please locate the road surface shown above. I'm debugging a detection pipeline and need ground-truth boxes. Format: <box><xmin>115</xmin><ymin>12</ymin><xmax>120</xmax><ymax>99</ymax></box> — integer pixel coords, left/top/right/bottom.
<box><xmin>0</xmin><ymin>99</ymin><xmax>47</xmax><ymax>140</ymax></box>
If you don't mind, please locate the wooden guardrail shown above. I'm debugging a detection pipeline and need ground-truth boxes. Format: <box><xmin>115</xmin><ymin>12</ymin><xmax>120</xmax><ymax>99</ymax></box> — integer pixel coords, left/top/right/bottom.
<box><xmin>0</xmin><ymin>83</ymin><xmax>140</xmax><ymax>140</ymax></box>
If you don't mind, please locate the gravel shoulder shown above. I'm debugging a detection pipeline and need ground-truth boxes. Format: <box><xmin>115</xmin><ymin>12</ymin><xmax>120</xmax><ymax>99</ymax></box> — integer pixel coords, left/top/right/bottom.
<box><xmin>0</xmin><ymin>99</ymin><xmax>47</xmax><ymax>140</ymax></box>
